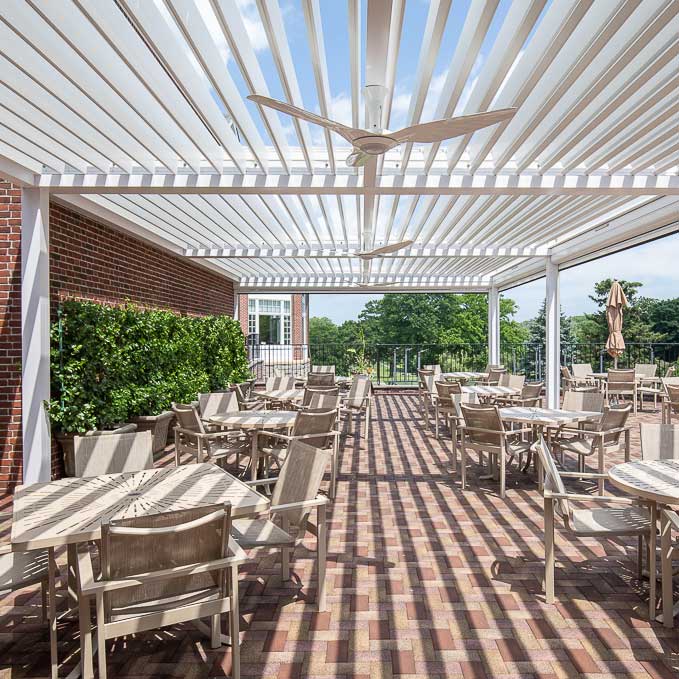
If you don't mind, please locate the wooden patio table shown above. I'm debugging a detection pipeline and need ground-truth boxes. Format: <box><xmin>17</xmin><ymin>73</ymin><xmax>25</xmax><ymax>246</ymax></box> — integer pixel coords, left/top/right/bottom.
<box><xmin>442</xmin><ymin>371</ymin><xmax>488</xmax><ymax>381</ymax></box>
<box><xmin>609</xmin><ymin>459</ymin><xmax>679</xmax><ymax>624</ymax></box>
<box><xmin>210</xmin><ymin>410</ymin><xmax>297</xmax><ymax>481</ymax></box>
<box><xmin>11</xmin><ymin>464</ymin><xmax>268</xmax><ymax>679</ymax></box>
<box><xmin>461</xmin><ymin>385</ymin><xmax>518</xmax><ymax>397</ymax></box>
<box><xmin>252</xmin><ymin>387</ymin><xmax>304</xmax><ymax>402</ymax></box>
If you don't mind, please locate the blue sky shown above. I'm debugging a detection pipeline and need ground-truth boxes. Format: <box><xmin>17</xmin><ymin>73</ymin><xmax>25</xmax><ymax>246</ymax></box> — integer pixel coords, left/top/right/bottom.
<box><xmin>309</xmin><ymin>232</ymin><xmax>679</xmax><ymax>324</ymax></box>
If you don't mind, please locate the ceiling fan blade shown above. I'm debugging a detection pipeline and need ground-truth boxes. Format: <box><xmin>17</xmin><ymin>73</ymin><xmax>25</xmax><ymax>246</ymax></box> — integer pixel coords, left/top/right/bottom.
<box><xmin>391</xmin><ymin>108</ymin><xmax>517</xmax><ymax>144</ymax></box>
<box><xmin>358</xmin><ymin>240</ymin><xmax>414</xmax><ymax>259</ymax></box>
<box><xmin>248</xmin><ymin>94</ymin><xmax>365</xmax><ymax>143</ymax></box>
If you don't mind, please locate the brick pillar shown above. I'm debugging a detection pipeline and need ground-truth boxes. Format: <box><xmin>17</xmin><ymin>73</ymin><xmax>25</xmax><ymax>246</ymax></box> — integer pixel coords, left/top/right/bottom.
<box><xmin>238</xmin><ymin>294</ymin><xmax>248</xmax><ymax>337</ymax></box>
<box><xmin>0</xmin><ymin>181</ymin><xmax>23</xmax><ymax>496</ymax></box>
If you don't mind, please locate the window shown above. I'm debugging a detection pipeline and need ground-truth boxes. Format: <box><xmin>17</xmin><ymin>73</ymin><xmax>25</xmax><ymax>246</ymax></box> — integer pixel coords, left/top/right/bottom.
<box><xmin>283</xmin><ymin>313</ymin><xmax>291</xmax><ymax>345</ymax></box>
<box><xmin>248</xmin><ymin>313</ymin><xmax>256</xmax><ymax>336</ymax></box>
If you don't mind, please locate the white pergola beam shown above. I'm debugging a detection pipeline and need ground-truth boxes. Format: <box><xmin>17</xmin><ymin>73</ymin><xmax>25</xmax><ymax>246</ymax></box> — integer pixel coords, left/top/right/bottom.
<box><xmin>0</xmin><ymin>152</ymin><xmax>37</xmax><ymax>186</ymax></box>
<box><xmin>545</xmin><ymin>258</ymin><xmax>560</xmax><ymax>409</ymax></box>
<box><xmin>183</xmin><ymin>245</ymin><xmax>550</xmax><ymax>258</ymax></box>
<box><xmin>36</xmin><ymin>171</ymin><xmax>679</xmax><ymax>195</ymax></box>
<box><xmin>487</xmin><ymin>286</ymin><xmax>500</xmax><ymax>366</ymax></box>
<box><xmin>21</xmin><ymin>187</ymin><xmax>51</xmax><ymax>484</ymax></box>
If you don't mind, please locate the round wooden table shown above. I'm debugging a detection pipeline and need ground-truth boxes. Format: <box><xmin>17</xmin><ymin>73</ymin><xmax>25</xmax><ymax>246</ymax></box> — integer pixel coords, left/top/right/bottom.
<box><xmin>609</xmin><ymin>459</ymin><xmax>679</xmax><ymax>622</ymax></box>
<box><xmin>210</xmin><ymin>411</ymin><xmax>298</xmax><ymax>481</ymax></box>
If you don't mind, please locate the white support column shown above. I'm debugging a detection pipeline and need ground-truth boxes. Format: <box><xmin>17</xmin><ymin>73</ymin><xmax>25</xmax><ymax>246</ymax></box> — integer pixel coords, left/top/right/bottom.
<box><xmin>21</xmin><ymin>188</ymin><xmax>51</xmax><ymax>484</ymax></box>
<box><xmin>545</xmin><ymin>258</ymin><xmax>561</xmax><ymax>410</ymax></box>
<box><xmin>487</xmin><ymin>285</ymin><xmax>500</xmax><ymax>366</ymax></box>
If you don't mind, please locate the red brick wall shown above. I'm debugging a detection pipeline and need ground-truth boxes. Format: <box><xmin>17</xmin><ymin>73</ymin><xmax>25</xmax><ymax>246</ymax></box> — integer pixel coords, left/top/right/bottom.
<box><xmin>238</xmin><ymin>293</ymin><xmax>249</xmax><ymax>336</ymax></box>
<box><xmin>0</xmin><ymin>192</ymin><xmax>238</xmax><ymax>496</ymax></box>
<box><xmin>0</xmin><ymin>181</ymin><xmax>22</xmax><ymax>495</ymax></box>
<box><xmin>50</xmin><ymin>202</ymin><xmax>235</xmax><ymax>316</ymax></box>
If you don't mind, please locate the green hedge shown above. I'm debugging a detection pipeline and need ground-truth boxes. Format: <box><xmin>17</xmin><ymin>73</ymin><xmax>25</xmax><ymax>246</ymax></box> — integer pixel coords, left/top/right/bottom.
<box><xmin>50</xmin><ymin>300</ymin><xmax>250</xmax><ymax>433</ymax></box>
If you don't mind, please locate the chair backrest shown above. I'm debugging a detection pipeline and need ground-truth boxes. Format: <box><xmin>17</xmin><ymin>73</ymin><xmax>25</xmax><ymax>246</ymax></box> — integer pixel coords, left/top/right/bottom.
<box><xmin>561</xmin><ymin>366</ymin><xmax>572</xmax><ymax>380</ymax></box>
<box><xmin>423</xmin><ymin>364</ymin><xmax>442</xmax><ymax>376</ymax></box>
<box><xmin>101</xmin><ymin>503</ymin><xmax>230</xmax><ymax>616</ymax></box>
<box><xmin>521</xmin><ymin>381</ymin><xmax>543</xmax><ymax>399</ymax></box>
<box><xmin>198</xmin><ymin>391</ymin><xmax>239</xmax><ymax>419</ymax></box>
<box><xmin>665</xmin><ymin>383</ymin><xmax>679</xmax><ymax>410</ymax></box>
<box><xmin>665</xmin><ymin>365</ymin><xmax>676</xmax><ymax>378</ymax></box>
<box><xmin>486</xmin><ymin>367</ymin><xmax>506</xmax><ymax>383</ymax></box>
<box><xmin>346</xmin><ymin>376</ymin><xmax>372</xmax><ymax>408</ymax></box>
<box><xmin>172</xmin><ymin>403</ymin><xmax>206</xmax><ymax>434</ymax></box>
<box><xmin>271</xmin><ymin>440</ymin><xmax>331</xmax><ymax>526</ymax></box>
<box><xmin>460</xmin><ymin>403</ymin><xmax>503</xmax><ymax>447</ymax></box>
<box><xmin>500</xmin><ymin>373</ymin><xmax>525</xmax><ymax>390</ymax></box>
<box><xmin>73</xmin><ymin>431</ymin><xmax>154</xmax><ymax>478</ymax></box>
<box><xmin>311</xmin><ymin>364</ymin><xmax>335</xmax><ymax>375</ymax></box>
<box><xmin>533</xmin><ymin>437</ymin><xmax>571</xmax><ymax>523</ymax></box>
<box><xmin>302</xmin><ymin>387</ymin><xmax>340</xmax><ymax>408</ymax></box>
<box><xmin>233</xmin><ymin>379</ymin><xmax>255</xmax><ymax>404</ymax></box>
<box><xmin>434</xmin><ymin>380</ymin><xmax>461</xmax><ymax>409</ymax></box>
<box><xmin>484</xmin><ymin>364</ymin><xmax>505</xmax><ymax>373</ymax></box>
<box><xmin>607</xmin><ymin>368</ymin><xmax>635</xmax><ymax>388</ymax></box>
<box><xmin>306</xmin><ymin>372</ymin><xmax>335</xmax><ymax>387</ymax></box>
<box><xmin>292</xmin><ymin>409</ymin><xmax>337</xmax><ymax>448</ymax></box>
<box><xmin>640</xmin><ymin>423</ymin><xmax>679</xmax><ymax>460</ymax></box>
<box><xmin>635</xmin><ymin>363</ymin><xmax>657</xmax><ymax>378</ymax></box>
<box><xmin>417</xmin><ymin>368</ymin><xmax>434</xmax><ymax>386</ymax></box>
<box><xmin>572</xmin><ymin>363</ymin><xmax>593</xmax><ymax>379</ymax></box>
<box><xmin>266</xmin><ymin>375</ymin><xmax>296</xmax><ymax>391</ymax></box>
<box><xmin>597</xmin><ymin>404</ymin><xmax>631</xmax><ymax>444</ymax></box>
<box><xmin>561</xmin><ymin>390</ymin><xmax>605</xmax><ymax>412</ymax></box>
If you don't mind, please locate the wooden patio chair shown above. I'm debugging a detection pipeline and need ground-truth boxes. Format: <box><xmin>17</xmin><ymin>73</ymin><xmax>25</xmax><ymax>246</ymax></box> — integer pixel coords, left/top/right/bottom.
<box><xmin>234</xmin><ymin>440</ymin><xmax>331</xmax><ymax>610</ymax></box>
<box><xmin>73</xmin><ymin>431</ymin><xmax>154</xmax><ymax>478</ymax></box>
<box><xmin>499</xmin><ymin>373</ymin><xmax>525</xmax><ymax>390</ymax></box>
<box><xmin>661</xmin><ymin>379</ymin><xmax>679</xmax><ymax>424</ymax></box>
<box><xmin>572</xmin><ymin>363</ymin><xmax>596</xmax><ymax>384</ymax></box>
<box><xmin>417</xmin><ymin>369</ymin><xmax>436</xmax><ymax>420</ymax></box>
<box><xmin>640</xmin><ymin>423</ymin><xmax>679</xmax><ymax>461</ymax></box>
<box><xmin>199</xmin><ymin>391</ymin><xmax>240</xmax><ymax>420</ymax></box>
<box><xmin>265</xmin><ymin>375</ymin><xmax>296</xmax><ymax>391</ymax></box>
<box><xmin>480</xmin><ymin>367</ymin><xmax>506</xmax><ymax>386</ymax></box>
<box><xmin>561</xmin><ymin>366</ymin><xmax>598</xmax><ymax>392</ymax></box>
<box><xmin>636</xmin><ymin>363</ymin><xmax>661</xmax><ymax>410</ymax></box>
<box><xmin>232</xmin><ymin>379</ymin><xmax>263</xmax><ymax>411</ymax></box>
<box><xmin>172</xmin><ymin>403</ymin><xmax>249</xmax><ymax>473</ymax></box>
<box><xmin>342</xmin><ymin>376</ymin><xmax>373</xmax><ymax>440</ymax></box>
<box><xmin>423</xmin><ymin>364</ymin><xmax>442</xmax><ymax>377</ymax></box>
<box><xmin>483</xmin><ymin>363</ymin><xmax>505</xmax><ymax>373</ymax></box>
<box><xmin>606</xmin><ymin>368</ymin><xmax>637</xmax><ymax>413</ymax></box>
<box><xmin>550</xmin><ymin>405</ymin><xmax>632</xmax><ymax>494</ymax></box>
<box><xmin>298</xmin><ymin>387</ymin><xmax>340</xmax><ymax>410</ymax></box>
<box><xmin>258</xmin><ymin>409</ymin><xmax>340</xmax><ymax>498</ymax></box>
<box><xmin>306</xmin><ymin>372</ymin><xmax>336</xmax><ymax>387</ymax></box>
<box><xmin>77</xmin><ymin>503</ymin><xmax>246</xmax><ymax>679</ymax></box>
<box><xmin>495</xmin><ymin>381</ymin><xmax>543</xmax><ymax>407</ymax></box>
<box><xmin>0</xmin><ymin>539</ymin><xmax>58</xmax><ymax>678</ymax></box>
<box><xmin>534</xmin><ymin>436</ymin><xmax>650</xmax><ymax>605</ymax></box>
<box><xmin>660</xmin><ymin>508</ymin><xmax>679</xmax><ymax>628</ymax></box>
<box><xmin>459</xmin><ymin>403</ymin><xmax>533</xmax><ymax>498</ymax></box>
<box><xmin>433</xmin><ymin>380</ymin><xmax>461</xmax><ymax>440</ymax></box>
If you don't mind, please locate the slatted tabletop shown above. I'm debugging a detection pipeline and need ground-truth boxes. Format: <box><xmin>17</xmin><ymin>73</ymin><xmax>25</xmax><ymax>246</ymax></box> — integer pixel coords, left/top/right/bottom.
<box><xmin>499</xmin><ymin>406</ymin><xmax>601</xmax><ymax>426</ymax></box>
<box><xmin>210</xmin><ymin>410</ymin><xmax>298</xmax><ymax>430</ymax></box>
<box><xmin>609</xmin><ymin>459</ymin><xmax>679</xmax><ymax>505</ymax></box>
<box><xmin>461</xmin><ymin>385</ymin><xmax>518</xmax><ymax>396</ymax></box>
<box><xmin>11</xmin><ymin>464</ymin><xmax>269</xmax><ymax>551</ymax></box>
<box><xmin>442</xmin><ymin>371</ymin><xmax>488</xmax><ymax>380</ymax></box>
<box><xmin>252</xmin><ymin>388</ymin><xmax>304</xmax><ymax>401</ymax></box>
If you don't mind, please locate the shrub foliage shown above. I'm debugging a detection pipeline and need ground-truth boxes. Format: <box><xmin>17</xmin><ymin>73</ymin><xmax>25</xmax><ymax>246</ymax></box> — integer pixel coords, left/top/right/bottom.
<box><xmin>50</xmin><ymin>300</ymin><xmax>250</xmax><ymax>433</ymax></box>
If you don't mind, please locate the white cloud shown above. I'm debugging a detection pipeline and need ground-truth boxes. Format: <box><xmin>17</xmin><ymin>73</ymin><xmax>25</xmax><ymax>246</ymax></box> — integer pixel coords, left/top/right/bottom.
<box><xmin>235</xmin><ymin>0</ymin><xmax>269</xmax><ymax>52</ymax></box>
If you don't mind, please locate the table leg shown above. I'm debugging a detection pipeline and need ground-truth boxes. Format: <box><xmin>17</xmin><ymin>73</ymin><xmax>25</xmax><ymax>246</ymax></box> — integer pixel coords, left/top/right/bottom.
<box><xmin>250</xmin><ymin>431</ymin><xmax>259</xmax><ymax>482</ymax></box>
<box><xmin>649</xmin><ymin>501</ymin><xmax>657</xmax><ymax>621</ymax></box>
<box><xmin>48</xmin><ymin>547</ymin><xmax>58</xmax><ymax>679</ymax></box>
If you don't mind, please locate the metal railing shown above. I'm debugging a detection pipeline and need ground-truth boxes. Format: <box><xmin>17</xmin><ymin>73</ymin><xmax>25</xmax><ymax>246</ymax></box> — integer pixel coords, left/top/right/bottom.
<box><xmin>246</xmin><ymin>340</ymin><xmax>679</xmax><ymax>384</ymax></box>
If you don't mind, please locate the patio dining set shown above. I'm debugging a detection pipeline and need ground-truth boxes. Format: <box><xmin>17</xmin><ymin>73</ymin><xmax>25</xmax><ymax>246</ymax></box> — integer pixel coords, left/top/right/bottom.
<box><xmin>418</xmin><ymin>361</ymin><xmax>679</xmax><ymax>629</ymax></box>
<box><xmin>1</xmin><ymin>366</ymin><xmax>373</xmax><ymax>679</ymax></box>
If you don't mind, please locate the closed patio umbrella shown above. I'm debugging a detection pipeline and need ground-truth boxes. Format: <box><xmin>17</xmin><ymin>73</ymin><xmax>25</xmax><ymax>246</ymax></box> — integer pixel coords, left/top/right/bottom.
<box><xmin>605</xmin><ymin>280</ymin><xmax>628</xmax><ymax>368</ymax></box>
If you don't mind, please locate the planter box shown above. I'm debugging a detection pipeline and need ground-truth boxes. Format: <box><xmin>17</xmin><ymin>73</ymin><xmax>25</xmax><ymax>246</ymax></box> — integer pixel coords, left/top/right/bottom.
<box><xmin>129</xmin><ymin>410</ymin><xmax>175</xmax><ymax>454</ymax></box>
<box><xmin>56</xmin><ymin>423</ymin><xmax>137</xmax><ymax>477</ymax></box>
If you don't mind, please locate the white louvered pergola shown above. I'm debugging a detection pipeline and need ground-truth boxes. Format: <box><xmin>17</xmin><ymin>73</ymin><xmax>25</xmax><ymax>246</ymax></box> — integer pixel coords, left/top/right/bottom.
<box><xmin>1</xmin><ymin>0</ymin><xmax>677</xmax><ymax>482</ymax></box>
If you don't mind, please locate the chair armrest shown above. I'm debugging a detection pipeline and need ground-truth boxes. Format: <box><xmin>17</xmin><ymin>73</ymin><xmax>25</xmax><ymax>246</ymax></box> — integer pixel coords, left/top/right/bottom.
<box><xmin>271</xmin><ymin>495</ymin><xmax>329</xmax><ymax>514</ymax></box>
<box><xmin>244</xmin><ymin>476</ymin><xmax>278</xmax><ymax>489</ymax></box>
<box><xmin>0</xmin><ymin>543</ymin><xmax>12</xmax><ymax>555</ymax></box>
<box><xmin>560</xmin><ymin>471</ymin><xmax>608</xmax><ymax>479</ymax></box>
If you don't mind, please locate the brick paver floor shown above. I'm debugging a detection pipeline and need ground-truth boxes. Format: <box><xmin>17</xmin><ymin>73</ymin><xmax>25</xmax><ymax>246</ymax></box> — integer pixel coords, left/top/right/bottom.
<box><xmin>1</xmin><ymin>393</ymin><xmax>678</xmax><ymax>678</ymax></box>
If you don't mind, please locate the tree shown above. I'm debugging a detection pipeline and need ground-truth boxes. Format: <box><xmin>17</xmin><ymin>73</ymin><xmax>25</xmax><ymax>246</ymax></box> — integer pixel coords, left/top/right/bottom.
<box><xmin>308</xmin><ymin>316</ymin><xmax>340</xmax><ymax>346</ymax></box>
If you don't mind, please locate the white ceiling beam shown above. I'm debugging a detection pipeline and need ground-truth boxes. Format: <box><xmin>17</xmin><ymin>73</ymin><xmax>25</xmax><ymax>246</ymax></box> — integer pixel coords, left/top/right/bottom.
<box><xmin>38</xmin><ymin>171</ymin><xmax>679</xmax><ymax>195</ymax></box>
<box><xmin>348</xmin><ymin>0</ymin><xmax>361</xmax><ymax>130</ymax></box>
<box><xmin>0</xmin><ymin>152</ymin><xmax>37</xmax><ymax>186</ymax></box>
<box><xmin>183</xmin><ymin>245</ymin><xmax>549</xmax><ymax>258</ymax></box>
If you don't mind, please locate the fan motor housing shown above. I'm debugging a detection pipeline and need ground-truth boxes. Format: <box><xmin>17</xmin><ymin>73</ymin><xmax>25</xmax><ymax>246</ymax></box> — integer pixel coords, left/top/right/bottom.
<box><xmin>354</xmin><ymin>135</ymin><xmax>397</xmax><ymax>155</ymax></box>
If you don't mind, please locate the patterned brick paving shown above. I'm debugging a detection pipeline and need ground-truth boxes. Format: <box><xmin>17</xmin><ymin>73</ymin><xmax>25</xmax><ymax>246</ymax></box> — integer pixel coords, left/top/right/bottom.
<box><xmin>1</xmin><ymin>394</ymin><xmax>678</xmax><ymax>678</ymax></box>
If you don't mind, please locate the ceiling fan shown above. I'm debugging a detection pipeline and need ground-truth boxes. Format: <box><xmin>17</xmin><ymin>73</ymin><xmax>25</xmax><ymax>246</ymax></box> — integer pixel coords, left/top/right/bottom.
<box><xmin>248</xmin><ymin>86</ymin><xmax>516</xmax><ymax>168</ymax></box>
<box><xmin>357</xmin><ymin>240</ymin><xmax>413</xmax><ymax>259</ymax></box>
